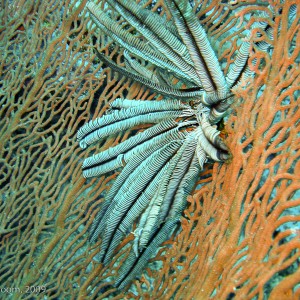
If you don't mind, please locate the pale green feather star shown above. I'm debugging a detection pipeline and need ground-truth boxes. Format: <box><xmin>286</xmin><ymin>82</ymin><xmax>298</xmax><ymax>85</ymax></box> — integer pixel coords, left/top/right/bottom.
<box><xmin>77</xmin><ymin>0</ymin><xmax>253</xmax><ymax>290</ymax></box>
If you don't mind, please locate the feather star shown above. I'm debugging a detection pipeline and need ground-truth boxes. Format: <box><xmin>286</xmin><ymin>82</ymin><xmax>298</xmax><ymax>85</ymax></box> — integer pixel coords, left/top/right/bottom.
<box><xmin>77</xmin><ymin>0</ymin><xmax>260</xmax><ymax>290</ymax></box>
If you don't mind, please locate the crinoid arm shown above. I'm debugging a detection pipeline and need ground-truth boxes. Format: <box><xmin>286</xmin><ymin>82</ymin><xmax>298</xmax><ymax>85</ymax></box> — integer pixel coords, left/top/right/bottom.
<box><xmin>77</xmin><ymin>95</ymin><xmax>229</xmax><ymax>289</ymax></box>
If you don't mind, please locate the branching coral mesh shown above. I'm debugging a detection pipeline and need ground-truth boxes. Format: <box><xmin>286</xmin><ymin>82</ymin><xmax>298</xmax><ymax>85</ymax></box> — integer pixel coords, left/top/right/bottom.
<box><xmin>0</xmin><ymin>0</ymin><xmax>299</xmax><ymax>299</ymax></box>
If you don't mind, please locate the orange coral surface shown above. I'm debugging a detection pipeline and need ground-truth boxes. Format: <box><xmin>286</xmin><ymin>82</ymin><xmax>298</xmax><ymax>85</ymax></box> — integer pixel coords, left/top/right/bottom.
<box><xmin>0</xmin><ymin>0</ymin><xmax>299</xmax><ymax>299</ymax></box>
